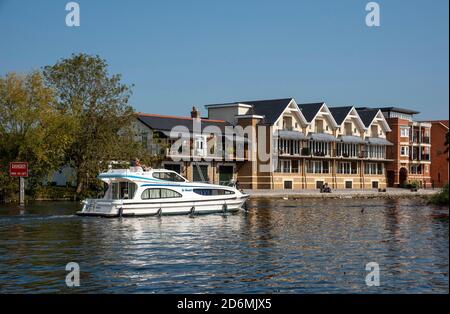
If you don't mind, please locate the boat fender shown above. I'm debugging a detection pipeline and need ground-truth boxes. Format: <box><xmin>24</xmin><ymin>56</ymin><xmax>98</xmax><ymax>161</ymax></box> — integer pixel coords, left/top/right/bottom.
<box><xmin>117</xmin><ymin>207</ymin><xmax>123</xmax><ymax>218</ymax></box>
<box><xmin>189</xmin><ymin>206</ymin><xmax>195</xmax><ymax>216</ymax></box>
<box><xmin>243</xmin><ymin>201</ymin><xmax>248</xmax><ymax>212</ymax></box>
<box><xmin>156</xmin><ymin>208</ymin><xmax>162</xmax><ymax>217</ymax></box>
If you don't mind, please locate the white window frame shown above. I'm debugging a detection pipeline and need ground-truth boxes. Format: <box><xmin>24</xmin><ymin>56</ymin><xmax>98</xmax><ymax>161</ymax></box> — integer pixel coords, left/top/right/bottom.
<box><xmin>400</xmin><ymin>127</ymin><xmax>410</xmax><ymax>138</ymax></box>
<box><xmin>400</xmin><ymin>146</ymin><xmax>409</xmax><ymax>157</ymax></box>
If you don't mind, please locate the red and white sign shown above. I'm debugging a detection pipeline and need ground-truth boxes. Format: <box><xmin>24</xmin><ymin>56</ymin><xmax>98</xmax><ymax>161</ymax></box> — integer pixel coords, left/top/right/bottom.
<box><xmin>9</xmin><ymin>162</ymin><xmax>28</xmax><ymax>177</ymax></box>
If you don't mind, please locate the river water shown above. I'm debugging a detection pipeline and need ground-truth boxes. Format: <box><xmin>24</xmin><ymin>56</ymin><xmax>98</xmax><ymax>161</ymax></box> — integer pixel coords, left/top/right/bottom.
<box><xmin>0</xmin><ymin>198</ymin><xmax>448</xmax><ymax>293</ymax></box>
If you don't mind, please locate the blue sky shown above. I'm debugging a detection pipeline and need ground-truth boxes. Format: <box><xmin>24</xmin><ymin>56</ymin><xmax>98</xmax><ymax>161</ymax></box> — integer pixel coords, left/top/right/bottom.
<box><xmin>0</xmin><ymin>0</ymin><xmax>448</xmax><ymax>120</ymax></box>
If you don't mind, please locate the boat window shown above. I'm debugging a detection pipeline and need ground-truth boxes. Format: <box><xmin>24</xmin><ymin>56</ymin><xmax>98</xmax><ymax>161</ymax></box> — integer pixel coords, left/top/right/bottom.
<box><xmin>109</xmin><ymin>182</ymin><xmax>137</xmax><ymax>199</ymax></box>
<box><xmin>152</xmin><ymin>172</ymin><xmax>185</xmax><ymax>182</ymax></box>
<box><xmin>141</xmin><ymin>188</ymin><xmax>182</xmax><ymax>199</ymax></box>
<box><xmin>193</xmin><ymin>189</ymin><xmax>235</xmax><ymax>196</ymax></box>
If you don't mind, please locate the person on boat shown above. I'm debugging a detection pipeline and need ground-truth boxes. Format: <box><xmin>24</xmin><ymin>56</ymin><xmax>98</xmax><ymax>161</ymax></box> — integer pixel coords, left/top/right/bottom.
<box><xmin>322</xmin><ymin>182</ymin><xmax>331</xmax><ymax>193</ymax></box>
<box><xmin>130</xmin><ymin>158</ymin><xmax>144</xmax><ymax>171</ymax></box>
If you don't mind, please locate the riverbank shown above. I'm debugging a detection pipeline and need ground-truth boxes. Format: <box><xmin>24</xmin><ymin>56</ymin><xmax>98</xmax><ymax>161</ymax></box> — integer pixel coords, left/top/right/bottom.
<box><xmin>244</xmin><ymin>188</ymin><xmax>438</xmax><ymax>200</ymax></box>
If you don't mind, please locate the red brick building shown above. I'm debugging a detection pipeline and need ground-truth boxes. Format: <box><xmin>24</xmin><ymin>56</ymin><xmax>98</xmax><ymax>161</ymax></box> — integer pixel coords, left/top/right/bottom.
<box><xmin>426</xmin><ymin>120</ymin><xmax>449</xmax><ymax>188</ymax></box>
<box><xmin>375</xmin><ymin>107</ymin><xmax>432</xmax><ymax>188</ymax></box>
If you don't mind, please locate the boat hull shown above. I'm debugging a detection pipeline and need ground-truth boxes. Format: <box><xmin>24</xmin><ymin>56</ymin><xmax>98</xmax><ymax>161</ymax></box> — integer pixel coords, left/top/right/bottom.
<box><xmin>76</xmin><ymin>196</ymin><xmax>249</xmax><ymax>217</ymax></box>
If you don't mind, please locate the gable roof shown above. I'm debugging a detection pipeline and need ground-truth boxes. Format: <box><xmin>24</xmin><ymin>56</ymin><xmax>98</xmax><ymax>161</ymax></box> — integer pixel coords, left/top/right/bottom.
<box><xmin>329</xmin><ymin>106</ymin><xmax>354</xmax><ymax>125</ymax></box>
<box><xmin>356</xmin><ymin>108</ymin><xmax>379</xmax><ymax>128</ymax></box>
<box><xmin>137</xmin><ymin>113</ymin><xmax>228</xmax><ymax>133</ymax></box>
<box><xmin>356</xmin><ymin>108</ymin><xmax>391</xmax><ymax>132</ymax></box>
<box><xmin>243</xmin><ymin>98</ymin><xmax>295</xmax><ymax>124</ymax></box>
<box><xmin>297</xmin><ymin>102</ymin><xmax>325</xmax><ymax>122</ymax></box>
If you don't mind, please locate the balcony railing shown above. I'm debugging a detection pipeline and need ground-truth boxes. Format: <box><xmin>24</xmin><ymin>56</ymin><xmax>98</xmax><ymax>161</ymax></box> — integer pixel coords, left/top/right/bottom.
<box><xmin>306</xmin><ymin>168</ymin><xmax>330</xmax><ymax>174</ymax></box>
<box><xmin>412</xmin><ymin>136</ymin><xmax>430</xmax><ymax>144</ymax></box>
<box><xmin>337</xmin><ymin>169</ymin><xmax>358</xmax><ymax>174</ymax></box>
<box><xmin>312</xmin><ymin>151</ymin><xmax>331</xmax><ymax>157</ymax></box>
<box><xmin>410</xmin><ymin>154</ymin><xmax>430</xmax><ymax>161</ymax></box>
<box><xmin>364</xmin><ymin>169</ymin><xmax>384</xmax><ymax>175</ymax></box>
<box><xmin>274</xmin><ymin>168</ymin><xmax>300</xmax><ymax>174</ymax></box>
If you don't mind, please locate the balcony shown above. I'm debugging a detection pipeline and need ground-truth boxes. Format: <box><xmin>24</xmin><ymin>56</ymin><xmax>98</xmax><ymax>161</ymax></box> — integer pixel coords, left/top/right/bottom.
<box><xmin>301</xmin><ymin>147</ymin><xmax>310</xmax><ymax>156</ymax></box>
<box><xmin>409</xmin><ymin>154</ymin><xmax>430</xmax><ymax>161</ymax></box>
<box><xmin>274</xmin><ymin>167</ymin><xmax>300</xmax><ymax>174</ymax></box>
<box><xmin>306</xmin><ymin>168</ymin><xmax>330</xmax><ymax>174</ymax></box>
<box><xmin>411</xmin><ymin>136</ymin><xmax>430</xmax><ymax>144</ymax></box>
<box><xmin>312</xmin><ymin>151</ymin><xmax>330</xmax><ymax>157</ymax></box>
<box><xmin>337</xmin><ymin>169</ymin><xmax>358</xmax><ymax>174</ymax></box>
<box><xmin>364</xmin><ymin>169</ymin><xmax>384</xmax><ymax>175</ymax></box>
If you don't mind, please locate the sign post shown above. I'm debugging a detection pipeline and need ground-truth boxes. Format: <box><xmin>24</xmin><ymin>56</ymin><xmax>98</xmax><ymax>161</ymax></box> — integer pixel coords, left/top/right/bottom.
<box><xmin>19</xmin><ymin>177</ymin><xmax>25</xmax><ymax>206</ymax></box>
<box><xmin>9</xmin><ymin>162</ymin><xmax>28</xmax><ymax>206</ymax></box>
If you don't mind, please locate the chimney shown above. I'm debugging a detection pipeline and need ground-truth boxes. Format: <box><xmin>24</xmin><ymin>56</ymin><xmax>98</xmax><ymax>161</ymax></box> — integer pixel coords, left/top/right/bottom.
<box><xmin>191</xmin><ymin>106</ymin><xmax>200</xmax><ymax>119</ymax></box>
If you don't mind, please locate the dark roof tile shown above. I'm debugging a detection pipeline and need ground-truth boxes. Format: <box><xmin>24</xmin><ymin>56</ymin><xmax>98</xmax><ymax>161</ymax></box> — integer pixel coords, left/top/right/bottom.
<box><xmin>329</xmin><ymin>106</ymin><xmax>354</xmax><ymax>125</ymax></box>
<box><xmin>205</xmin><ymin>98</ymin><xmax>294</xmax><ymax>125</ymax></box>
<box><xmin>356</xmin><ymin>108</ymin><xmax>379</xmax><ymax>128</ymax></box>
<box><xmin>297</xmin><ymin>103</ymin><xmax>325</xmax><ymax>122</ymax></box>
<box><xmin>137</xmin><ymin>113</ymin><xmax>228</xmax><ymax>133</ymax></box>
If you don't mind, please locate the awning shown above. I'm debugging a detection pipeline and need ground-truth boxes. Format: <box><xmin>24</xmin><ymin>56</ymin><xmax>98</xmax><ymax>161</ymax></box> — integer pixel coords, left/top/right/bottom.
<box><xmin>307</xmin><ymin>133</ymin><xmax>339</xmax><ymax>142</ymax></box>
<box><xmin>339</xmin><ymin>135</ymin><xmax>366</xmax><ymax>144</ymax></box>
<box><xmin>276</xmin><ymin>130</ymin><xmax>307</xmax><ymax>140</ymax></box>
<box><xmin>365</xmin><ymin>137</ymin><xmax>394</xmax><ymax>146</ymax></box>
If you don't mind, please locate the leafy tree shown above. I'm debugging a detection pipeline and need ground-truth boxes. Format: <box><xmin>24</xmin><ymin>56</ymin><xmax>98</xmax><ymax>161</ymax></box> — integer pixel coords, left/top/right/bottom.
<box><xmin>43</xmin><ymin>53</ymin><xmax>151</xmax><ymax>197</ymax></box>
<box><xmin>0</xmin><ymin>72</ymin><xmax>72</xmax><ymax>200</ymax></box>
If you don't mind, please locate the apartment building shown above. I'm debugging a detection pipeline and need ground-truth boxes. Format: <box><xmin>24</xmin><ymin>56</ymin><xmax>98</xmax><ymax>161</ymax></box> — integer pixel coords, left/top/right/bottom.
<box><xmin>426</xmin><ymin>120</ymin><xmax>449</xmax><ymax>187</ymax></box>
<box><xmin>134</xmin><ymin>108</ymin><xmax>244</xmax><ymax>185</ymax></box>
<box><xmin>206</xmin><ymin>98</ymin><xmax>393</xmax><ymax>190</ymax></box>
<box><xmin>43</xmin><ymin>97</ymin><xmax>442</xmax><ymax>192</ymax></box>
<box><xmin>376</xmin><ymin>107</ymin><xmax>432</xmax><ymax>188</ymax></box>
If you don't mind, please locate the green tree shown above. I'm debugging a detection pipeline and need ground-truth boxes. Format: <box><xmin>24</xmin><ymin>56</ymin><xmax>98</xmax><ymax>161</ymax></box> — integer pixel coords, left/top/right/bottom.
<box><xmin>43</xmin><ymin>53</ymin><xmax>150</xmax><ymax>197</ymax></box>
<box><xmin>0</xmin><ymin>72</ymin><xmax>72</xmax><ymax>200</ymax></box>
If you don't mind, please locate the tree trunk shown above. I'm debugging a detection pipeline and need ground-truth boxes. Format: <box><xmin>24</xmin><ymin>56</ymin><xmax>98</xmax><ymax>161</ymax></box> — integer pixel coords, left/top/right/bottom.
<box><xmin>76</xmin><ymin>170</ymin><xmax>84</xmax><ymax>194</ymax></box>
<box><xmin>76</xmin><ymin>181</ymin><xmax>83</xmax><ymax>194</ymax></box>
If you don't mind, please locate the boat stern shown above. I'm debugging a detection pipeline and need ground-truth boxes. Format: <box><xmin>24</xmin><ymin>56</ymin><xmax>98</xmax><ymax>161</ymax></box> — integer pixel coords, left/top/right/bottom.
<box><xmin>76</xmin><ymin>199</ymin><xmax>123</xmax><ymax>217</ymax></box>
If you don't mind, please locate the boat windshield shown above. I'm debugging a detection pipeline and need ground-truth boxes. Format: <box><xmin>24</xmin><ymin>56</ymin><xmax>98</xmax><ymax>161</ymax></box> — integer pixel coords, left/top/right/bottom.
<box><xmin>152</xmin><ymin>172</ymin><xmax>186</xmax><ymax>182</ymax></box>
<box><xmin>105</xmin><ymin>182</ymin><xmax>138</xmax><ymax>200</ymax></box>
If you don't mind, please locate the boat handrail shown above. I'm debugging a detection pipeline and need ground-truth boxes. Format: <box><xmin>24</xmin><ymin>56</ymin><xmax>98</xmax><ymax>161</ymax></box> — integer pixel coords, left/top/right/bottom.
<box><xmin>106</xmin><ymin>167</ymin><xmax>144</xmax><ymax>174</ymax></box>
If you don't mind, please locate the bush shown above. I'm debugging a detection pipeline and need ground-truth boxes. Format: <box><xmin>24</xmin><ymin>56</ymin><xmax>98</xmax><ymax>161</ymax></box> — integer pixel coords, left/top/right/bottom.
<box><xmin>301</xmin><ymin>147</ymin><xmax>310</xmax><ymax>156</ymax></box>
<box><xmin>30</xmin><ymin>186</ymin><xmax>77</xmax><ymax>201</ymax></box>
<box><xmin>429</xmin><ymin>183</ymin><xmax>449</xmax><ymax>206</ymax></box>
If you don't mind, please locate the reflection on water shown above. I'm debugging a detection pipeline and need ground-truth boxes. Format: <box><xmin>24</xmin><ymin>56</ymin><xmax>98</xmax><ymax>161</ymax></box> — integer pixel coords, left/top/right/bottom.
<box><xmin>0</xmin><ymin>198</ymin><xmax>448</xmax><ymax>293</ymax></box>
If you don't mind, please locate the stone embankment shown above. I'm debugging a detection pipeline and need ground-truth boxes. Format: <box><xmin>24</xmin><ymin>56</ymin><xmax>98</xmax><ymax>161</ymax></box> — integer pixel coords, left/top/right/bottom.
<box><xmin>245</xmin><ymin>188</ymin><xmax>437</xmax><ymax>200</ymax></box>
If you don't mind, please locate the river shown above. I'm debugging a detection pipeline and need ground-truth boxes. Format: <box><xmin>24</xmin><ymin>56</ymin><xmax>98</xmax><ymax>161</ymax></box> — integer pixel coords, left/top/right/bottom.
<box><xmin>0</xmin><ymin>198</ymin><xmax>448</xmax><ymax>293</ymax></box>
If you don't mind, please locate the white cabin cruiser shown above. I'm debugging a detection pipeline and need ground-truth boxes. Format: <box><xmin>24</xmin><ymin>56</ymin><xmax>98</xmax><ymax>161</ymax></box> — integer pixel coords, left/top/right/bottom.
<box><xmin>76</xmin><ymin>167</ymin><xmax>249</xmax><ymax>217</ymax></box>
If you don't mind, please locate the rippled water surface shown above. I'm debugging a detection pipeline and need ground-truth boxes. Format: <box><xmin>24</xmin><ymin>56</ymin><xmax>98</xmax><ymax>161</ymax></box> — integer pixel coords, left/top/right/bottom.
<box><xmin>0</xmin><ymin>198</ymin><xmax>448</xmax><ymax>293</ymax></box>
